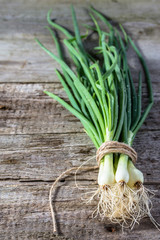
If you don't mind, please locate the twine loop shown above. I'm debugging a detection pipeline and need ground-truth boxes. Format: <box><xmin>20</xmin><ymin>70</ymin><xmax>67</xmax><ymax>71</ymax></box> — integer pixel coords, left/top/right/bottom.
<box><xmin>50</xmin><ymin>141</ymin><xmax>137</xmax><ymax>233</ymax></box>
<box><xmin>96</xmin><ymin>140</ymin><xmax>137</xmax><ymax>165</ymax></box>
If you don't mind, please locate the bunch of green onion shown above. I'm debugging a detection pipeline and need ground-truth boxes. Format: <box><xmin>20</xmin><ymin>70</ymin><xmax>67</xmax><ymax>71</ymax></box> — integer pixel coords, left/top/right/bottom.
<box><xmin>36</xmin><ymin>6</ymin><xmax>158</xmax><ymax>229</ymax></box>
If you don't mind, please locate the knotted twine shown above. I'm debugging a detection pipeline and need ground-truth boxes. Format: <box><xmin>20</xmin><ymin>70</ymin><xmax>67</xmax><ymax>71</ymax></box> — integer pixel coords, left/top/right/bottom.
<box><xmin>49</xmin><ymin>141</ymin><xmax>137</xmax><ymax>233</ymax></box>
<box><xmin>96</xmin><ymin>141</ymin><xmax>137</xmax><ymax>165</ymax></box>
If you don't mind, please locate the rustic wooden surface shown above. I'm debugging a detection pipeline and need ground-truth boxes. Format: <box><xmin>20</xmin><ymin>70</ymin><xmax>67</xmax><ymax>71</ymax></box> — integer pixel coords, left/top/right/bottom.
<box><xmin>0</xmin><ymin>0</ymin><xmax>160</xmax><ymax>239</ymax></box>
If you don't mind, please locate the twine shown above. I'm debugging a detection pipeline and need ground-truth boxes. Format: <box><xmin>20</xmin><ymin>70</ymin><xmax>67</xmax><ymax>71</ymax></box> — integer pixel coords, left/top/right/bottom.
<box><xmin>49</xmin><ymin>166</ymin><xmax>98</xmax><ymax>233</ymax></box>
<box><xmin>96</xmin><ymin>141</ymin><xmax>137</xmax><ymax>165</ymax></box>
<box><xmin>49</xmin><ymin>141</ymin><xmax>137</xmax><ymax>233</ymax></box>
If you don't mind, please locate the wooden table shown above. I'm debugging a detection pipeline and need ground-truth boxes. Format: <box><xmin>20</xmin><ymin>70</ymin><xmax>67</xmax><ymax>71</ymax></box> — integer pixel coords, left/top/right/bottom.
<box><xmin>0</xmin><ymin>0</ymin><xmax>160</xmax><ymax>239</ymax></box>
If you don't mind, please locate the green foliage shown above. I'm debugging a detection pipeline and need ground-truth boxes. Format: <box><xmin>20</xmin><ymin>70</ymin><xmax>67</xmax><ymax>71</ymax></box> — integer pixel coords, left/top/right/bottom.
<box><xmin>36</xmin><ymin>6</ymin><xmax>153</xmax><ymax>148</ymax></box>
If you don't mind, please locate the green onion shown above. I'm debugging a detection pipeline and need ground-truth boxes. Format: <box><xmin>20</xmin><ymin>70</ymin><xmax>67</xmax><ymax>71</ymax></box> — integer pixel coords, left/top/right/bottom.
<box><xmin>36</xmin><ymin>6</ymin><xmax>158</xmax><ymax>229</ymax></box>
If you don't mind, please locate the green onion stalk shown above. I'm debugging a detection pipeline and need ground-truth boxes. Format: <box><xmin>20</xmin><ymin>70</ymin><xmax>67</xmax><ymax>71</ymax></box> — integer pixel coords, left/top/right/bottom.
<box><xmin>36</xmin><ymin>6</ymin><xmax>158</xmax><ymax>229</ymax></box>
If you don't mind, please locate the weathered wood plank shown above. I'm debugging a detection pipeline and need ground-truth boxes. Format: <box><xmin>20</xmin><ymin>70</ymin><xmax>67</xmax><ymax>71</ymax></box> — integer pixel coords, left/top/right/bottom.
<box><xmin>0</xmin><ymin>1</ymin><xmax>160</xmax><ymax>84</ymax></box>
<box><xmin>0</xmin><ymin>181</ymin><xmax>160</xmax><ymax>240</ymax></box>
<box><xmin>0</xmin><ymin>37</ymin><xmax>160</xmax><ymax>83</ymax></box>
<box><xmin>0</xmin><ymin>131</ymin><xmax>159</xmax><ymax>183</ymax></box>
<box><xmin>1</xmin><ymin>0</ymin><xmax>160</xmax><ymax>27</ymax></box>
<box><xmin>0</xmin><ymin>35</ymin><xmax>160</xmax><ymax>83</ymax></box>
<box><xmin>0</xmin><ymin>83</ymin><xmax>159</xmax><ymax>135</ymax></box>
<box><xmin>0</xmin><ymin>0</ymin><xmax>160</xmax><ymax>239</ymax></box>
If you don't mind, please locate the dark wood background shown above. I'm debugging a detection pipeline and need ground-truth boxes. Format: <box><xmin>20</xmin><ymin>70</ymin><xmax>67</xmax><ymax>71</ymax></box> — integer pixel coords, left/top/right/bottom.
<box><xmin>0</xmin><ymin>0</ymin><xmax>160</xmax><ymax>239</ymax></box>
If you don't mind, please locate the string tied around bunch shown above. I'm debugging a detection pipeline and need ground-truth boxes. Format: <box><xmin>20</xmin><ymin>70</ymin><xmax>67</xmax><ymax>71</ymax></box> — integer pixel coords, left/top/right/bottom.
<box><xmin>49</xmin><ymin>140</ymin><xmax>137</xmax><ymax>233</ymax></box>
<box><xmin>96</xmin><ymin>141</ymin><xmax>137</xmax><ymax>165</ymax></box>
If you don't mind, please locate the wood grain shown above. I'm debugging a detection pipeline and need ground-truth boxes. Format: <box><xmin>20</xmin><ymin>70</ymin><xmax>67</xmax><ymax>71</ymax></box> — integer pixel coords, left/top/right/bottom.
<box><xmin>0</xmin><ymin>131</ymin><xmax>160</xmax><ymax>183</ymax></box>
<box><xmin>0</xmin><ymin>0</ymin><xmax>160</xmax><ymax>239</ymax></box>
<box><xmin>0</xmin><ymin>181</ymin><xmax>160</xmax><ymax>240</ymax></box>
